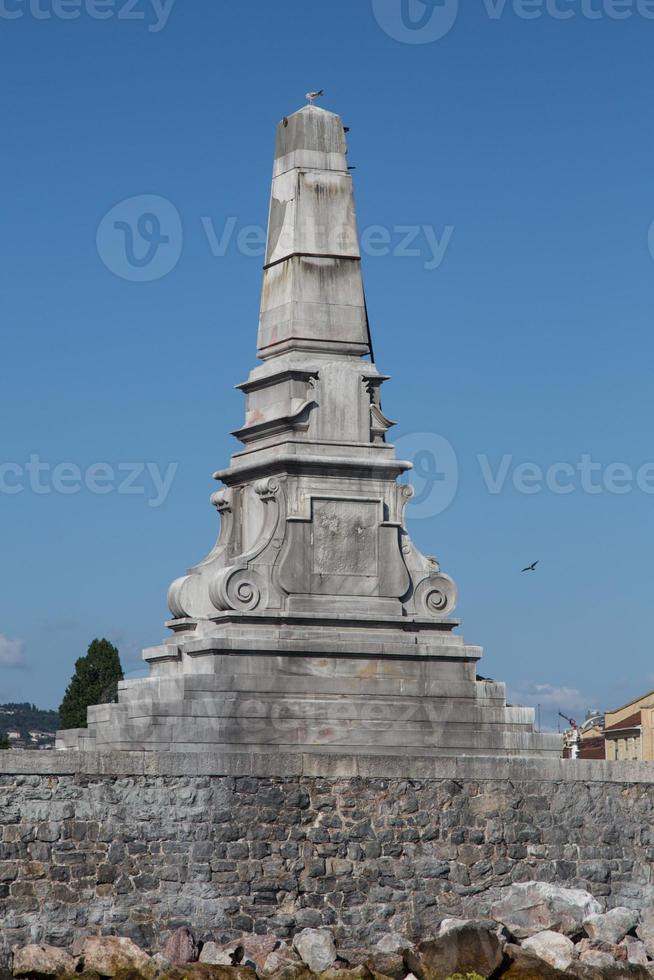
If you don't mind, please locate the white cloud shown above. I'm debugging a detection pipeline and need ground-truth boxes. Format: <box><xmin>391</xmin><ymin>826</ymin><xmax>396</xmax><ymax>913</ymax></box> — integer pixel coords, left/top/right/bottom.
<box><xmin>0</xmin><ymin>634</ymin><xmax>26</xmax><ymax>668</ymax></box>
<box><xmin>508</xmin><ymin>681</ymin><xmax>596</xmax><ymax>720</ymax></box>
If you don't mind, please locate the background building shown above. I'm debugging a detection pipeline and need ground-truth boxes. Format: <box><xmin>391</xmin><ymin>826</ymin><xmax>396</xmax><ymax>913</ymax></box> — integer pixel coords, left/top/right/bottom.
<box><xmin>578</xmin><ymin>712</ymin><xmax>606</xmax><ymax>760</ymax></box>
<box><xmin>604</xmin><ymin>692</ymin><xmax>654</xmax><ymax>761</ymax></box>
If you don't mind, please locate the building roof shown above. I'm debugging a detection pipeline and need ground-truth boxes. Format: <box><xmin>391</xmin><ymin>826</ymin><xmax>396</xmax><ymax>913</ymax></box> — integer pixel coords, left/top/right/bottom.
<box><xmin>606</xmin><ymin>688</ymin><xmax>654</xmax><ymax>716</ymax></box>
<box><xmin>605</xmin><ymin>710</ymin><xmax>642</xmax><ymax>733</ymax></box>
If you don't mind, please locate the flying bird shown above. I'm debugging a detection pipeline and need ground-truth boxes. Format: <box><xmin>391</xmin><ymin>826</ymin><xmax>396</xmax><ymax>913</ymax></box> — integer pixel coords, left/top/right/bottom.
<box><xmin>306</xmin><ymin>90</ymin><xmax>324</xmax><ymax>105</ymax></box>
<box><xmin>344</xmin><ymin>126</ymin><xmax>350</xmax><ymax>133</ymax></box>
<box><xmin>521</xmin><ymin>561</ymin><xmax>540</xmax><ymax>573</ymax></box>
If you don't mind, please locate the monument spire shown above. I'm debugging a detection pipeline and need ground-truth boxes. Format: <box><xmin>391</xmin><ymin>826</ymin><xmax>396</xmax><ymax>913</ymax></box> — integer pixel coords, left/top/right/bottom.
<box><xmin>258</xmin><ymin>104</ymin><xmax>370</xmax><ymax>360</ymax></box>
<box><xmin>57</xmin><ymin>103</ymin><xmax>560</xmax><ymax>760</ymax></box>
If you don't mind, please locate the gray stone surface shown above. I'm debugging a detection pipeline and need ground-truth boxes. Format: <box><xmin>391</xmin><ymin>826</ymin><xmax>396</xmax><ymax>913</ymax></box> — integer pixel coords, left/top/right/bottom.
<box><xmin>292</xmin><ymin>930</ymin><xmax>336</xmax><ymax>973</ymax></box>
<box><xmin>579</xmin><ymin>947</ymin><xmax>616</xmax><ymax>969</ymax></box>
<box><xmin>584</xmin><ymin>907</ymin><xmax>639</xmax><ymax>945</ymax></box>
<box><xmin>77</xmin><ymin>936</ymin><xmax>151</xmax><ymax>976</ymax></box>
<box><xmin>8</xmin><ymin>750</ymin><xmax>654</xmax><ymax>782</ymax></box>
<box><xmin>12</xmin><ymin>945</ymin><xmax>77</xmax><ymax>978</ymax></box>
<box><xmin>199</xmin><ymin>942</ymin><xmax>233</xmax><ymax>966</ymax></box>
<box><xmin>405</xmin><ymin>922</ymin><xmax>505</xmax><ymax>979</ymax></box>
<box><xmin>490</xmin><ymin>882</ymin><xmax>603</xmax><ymax>938</ymax></box>
<box><xmin>1</xmin><ymin>765</ymin><xmax>654</xmax><ymax>960</ymax></box>
<box><xmin>622</xmin><ymin>937</ymin><xmax>649</xmax><ymax>965</ymax></box>
<box><xmin>636</xmin><ymin>911</ymin><xmax>654</xmax><ymax>957</ymax></box>
<box><xmin>375</xmin><ymin>932</ymin><xmax>414</xmax><ymax>953</ymax></box>
<box><xmin>161</xmin><ymin>926</ymin><xmax>199</xmax><ymax>964</ymax></box>
<box><xmin>521</xmin><ymin>931</ymin><xmax>576</xmax><ymax>972</ymax></box>
<box><xmin>55</xmin><ymin>102</ymin><xmax>558</xmax><ymax>759</ymax></box>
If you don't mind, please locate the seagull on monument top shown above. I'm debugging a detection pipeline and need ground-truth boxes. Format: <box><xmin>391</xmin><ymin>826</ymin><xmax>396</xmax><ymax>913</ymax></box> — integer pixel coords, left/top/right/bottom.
<box><xmin>521</xmin><ymin>561</ymin><xmax>540</xmax><ymax>573</ymax></box>
<box><xmin>305</xmin><ymin>90</ymin><xmax>324</xmax><ymax>105</ymax></box>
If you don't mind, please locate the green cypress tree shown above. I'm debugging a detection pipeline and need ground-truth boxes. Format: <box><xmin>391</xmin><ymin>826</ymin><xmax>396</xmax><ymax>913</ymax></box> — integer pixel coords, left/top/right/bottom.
<box><xmin>0</xmin><ymin>732</ymin><xmax>10</xmax><ymax>750</ymax></box>
<box><xmin>58</xmin><ymin>638</ymin><xmax>124</xmax><ymax>730</ymax></box>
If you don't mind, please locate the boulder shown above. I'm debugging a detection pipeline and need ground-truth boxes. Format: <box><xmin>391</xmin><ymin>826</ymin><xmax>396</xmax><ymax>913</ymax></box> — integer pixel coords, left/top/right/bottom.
<box><xmin>490</xmin><ymin>882</ymin><xmax>603</xmax><ymax>939</ymax></box>
<box><xmin>621</xmin><ymin>937</ymin><xmax>649</xmax><ymax>966</ymax></box>
<box><xmin>259</xmin><ymin>944</ymin><xmax>302</xmax><ymax>978</ymax></box>
<box><xmin>179</xmin><ymin>969</ymin><xmax>256</xmax><ymax>980</ymax></box>
<box><xmin>375</xmin><ymin>934</ymin><xmax>414</xmax><ymax>954</ymax></box>
<box><xmin>363</xmin><ymin>952</ymin><xmax>406</xmax><ymax>980</ymax></box>
<box><xmin>151</xmin><ymin>953</ymin><xmax>174</xmax><ymax>974</ymax></box>
<box><xmin>584</xmin><ymin>907</ymin><xmax>639</xmax><ymax>945</ymax></box>
<box><xmin>404</xmin><ymin>921</ymin><xmax>504</xmax><ymax>980</ymax></box>
<box><xmin>78</xmin><ymin>936</ymin><xmax>152</xmax><ymax>977</ymax></box>
<box><xmin>162</xmin><ymin>927</ymin><xmax>199</xmax><ymax>965</ymax></box>
<box><xmin>292</xmin><ymin>930</ymin><xmax>337</xmax><ymax>974</ymax></box>
<box><xmin>262</xmin><ymin>964</ymin><xmax>312</xmax><ymax>980</ymax></box>
<box><xmin>319</xmin><ymin>969</ymin><xmax>372</xmax><ymax>980</ymax></box>
<box><xmin>578</xmin><ymin>939</ymin><xmax>618</xmax><ymax>952</ymax></box>
<box><xmin>578</xmin><ymin>948</ymin><xmax>615</xmax><ymax>969</ymax></box>
<box><xmin>200</xmin><ymin>936</ymin><xmax>279</xmax><ymax>971</ymax></box>
<box><xmin>521</xmin><ymin>931</ymin><xmax>576</xmax><ymax>972</ymax></box>
<box><xmin>12</xmin><ymin>945</ymin><xmax>77</xmax><ymax>979</ymax></box>
<box><xmin>439</xmin><ymin>917</ymin><xmax>504</xmax><ymax>941</ymax></box>
<box><xmin>338</xmin><ymin>949</ymin><xmax>405</xmax><ymax>980</ymax></box>
<box><xmin>576</xmin><ymin>938</ymin><xmax>623</xmax><ymax>962</ymax></box>
<box><xmin>502</xmin><ymin>942</ymin><xmax>576</xmax><ymax>979</ymax></box>
<box><xmin>230</xmin><ymin>936</ymin><xmax>279</xmax><ymax>970</ymax></box>
<box><xmin>574</xmin><ymin>964</ymin><xmax>651</xmax><ymax>980</ymax></box>
<box><xmin>198</xmin><ymin>944</ymin><xmax>233</xmax><ymax>967</ymax></box>
<box><xmin>636</xmin><ymin>911</ymin><xmax>654</xmax><ymax>957</ymax></box>
<box><xmin>438</xmin><ymin>918</ymin><xmax>470</xmax><ymax>935</ymax></box>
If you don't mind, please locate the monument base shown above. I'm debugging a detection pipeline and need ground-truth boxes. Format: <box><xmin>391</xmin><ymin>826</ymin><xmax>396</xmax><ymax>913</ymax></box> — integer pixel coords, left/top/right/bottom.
<box><xmin>56</xmin><ymin>613</ymin><xmax>561</xmax><ymax>757</ymax></box>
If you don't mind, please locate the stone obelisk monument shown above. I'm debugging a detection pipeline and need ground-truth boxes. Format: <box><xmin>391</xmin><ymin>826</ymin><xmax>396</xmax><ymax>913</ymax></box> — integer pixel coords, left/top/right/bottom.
<box><xmin>58</xmin><ymin>103</ymin><xmax>559</xmax><ymax>757</ymax></box>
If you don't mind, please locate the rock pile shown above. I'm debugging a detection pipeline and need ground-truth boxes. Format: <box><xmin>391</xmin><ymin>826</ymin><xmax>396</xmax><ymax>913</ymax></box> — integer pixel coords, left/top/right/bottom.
<box><xmin>5</xmin><ymin>883</ymin><xmax>654</xmax><ymax>980</ymax></box>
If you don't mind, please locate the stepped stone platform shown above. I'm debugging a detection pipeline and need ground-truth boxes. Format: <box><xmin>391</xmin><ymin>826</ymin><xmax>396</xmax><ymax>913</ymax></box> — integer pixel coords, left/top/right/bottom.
<box><xmin>56</xmin><ymin>658</ymin><xmax>558</xmax><ymax>756</ymax></box>
<box><xmin>56</xmin><ymin>102</ymin><xmax>559</xmax><ymax>758</ymax></box>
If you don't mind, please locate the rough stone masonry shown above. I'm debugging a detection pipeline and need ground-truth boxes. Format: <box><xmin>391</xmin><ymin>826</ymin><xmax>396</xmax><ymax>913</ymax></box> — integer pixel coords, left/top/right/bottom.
<box><xmin>2</xmin><ymin>751</ymin><xmax>654</xmax><ymax>967</ymax></box>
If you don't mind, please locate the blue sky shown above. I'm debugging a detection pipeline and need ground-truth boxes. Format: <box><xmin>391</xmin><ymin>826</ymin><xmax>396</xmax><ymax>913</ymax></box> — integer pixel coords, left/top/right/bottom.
<box><xmin>1</xmin><ymin>0</ymin><xmax>653</xmax><ymax>727</ymax></box>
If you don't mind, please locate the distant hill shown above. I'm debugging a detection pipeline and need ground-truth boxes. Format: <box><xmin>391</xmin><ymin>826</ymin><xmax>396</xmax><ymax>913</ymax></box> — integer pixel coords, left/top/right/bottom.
<box><xmin>0</xmin><ymin>702</ymin><xmax>60</xmax><ymax>748</ymax></box>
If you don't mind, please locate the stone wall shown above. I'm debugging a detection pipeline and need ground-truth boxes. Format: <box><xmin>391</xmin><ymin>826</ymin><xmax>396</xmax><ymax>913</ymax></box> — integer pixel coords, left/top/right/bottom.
<box><xmin>1</xmin><ymin>752</ymin><xmax>654</xmax><ymax>967</ymax></box>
